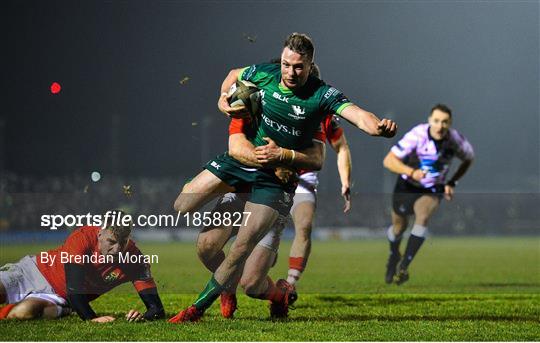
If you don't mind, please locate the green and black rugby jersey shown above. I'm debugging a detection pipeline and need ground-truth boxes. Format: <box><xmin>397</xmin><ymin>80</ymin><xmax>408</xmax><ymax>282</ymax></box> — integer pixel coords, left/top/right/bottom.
<box><xmin>239</xmin><ymin>63</ymin><xmax>352</xmax><ymax>150</ymax></box>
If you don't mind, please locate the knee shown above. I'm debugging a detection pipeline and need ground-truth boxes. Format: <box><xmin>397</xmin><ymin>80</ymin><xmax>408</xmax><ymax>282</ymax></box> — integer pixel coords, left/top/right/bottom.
<box><xmin>173</xmin><ymin>183</ymin><xmax>194</xmax><ymax>212</ymax></box>
<box><xmin>414</xmin><ymin>215</ymin><xmax>430</xmax><ymax>226</ymax></box>
<box><xmin>240</xmin><ymin>275</ymin><xmax>265</xmax><ymax>296</ymax></box>
<box><xmin>196</xmin><ymin>235</ymin><xmax>221</xmax><ymax>260</ymax></box>
<box><xmin>7</xmin><ymin>303</ymin><xmax>39</xmax><ymax>320</ymax></box>
<box><xmin>173</xmin><ymin>196</ymin><xmax>187</xmax><ymax>213</ymax></box>
<box><xmin>393</xmin><ymin>224</ymin><xmax>406</xmax><ymax>236</ymax></box>
<box><xmin>392</xmin><ymin>217</ymin><xmax>408</xmax><ymax>233</ymax></box>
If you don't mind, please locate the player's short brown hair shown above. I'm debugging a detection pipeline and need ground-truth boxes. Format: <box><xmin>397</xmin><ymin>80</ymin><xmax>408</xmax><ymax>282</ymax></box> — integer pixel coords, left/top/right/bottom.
<box><xmin>103</xmin><ymin>210</ymin><xmax>132</xmax><ymax>245</ymax></box>
<box><xmin>283</xmin><ymin>33</ymin><xmax>315</xmax><ymax>61</ymax></box>
<box><xmin>431</xmin><ymin>103</ymin><xmax>452</xmax><ymax>117</ymax></box>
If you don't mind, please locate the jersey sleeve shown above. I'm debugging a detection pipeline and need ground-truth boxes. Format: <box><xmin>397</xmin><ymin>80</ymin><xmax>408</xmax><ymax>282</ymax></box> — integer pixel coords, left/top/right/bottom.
<box><xmin>325</xmin><ymin>115</ymin><xmax>344</xmax><ymax>144</ymax></box>
<box><xmin>228</xmin><ymin>118</ymin><xmax>248</xmax><ymax>136</ymax></box>
<box><xmin>313</xmin><ymin>122</ymin><xmax>326</xmax><ymax>144</ymax></box>
<box><xmin>453</xmin><ymin>131</ymin><xmax>475</xmax><ymax>161</ymax></box>
<box><xmin>239</xmin><ymin>63</ymin><xmax>279</xmax><ymax>86</ymax></box>
<box><xmin>319</xmin><ymin>85</ymin><xmax>353</xmax><ymax>116</ymax></box>
<box><xmin>391</xmin><ymin>128</ymin><xmax>419</xmax><ymax>159</ymax></box>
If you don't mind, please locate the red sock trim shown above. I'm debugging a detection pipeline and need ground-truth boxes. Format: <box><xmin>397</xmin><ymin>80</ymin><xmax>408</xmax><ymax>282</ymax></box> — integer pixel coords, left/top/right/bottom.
<box><xmin>0</xmin><ymin>304</ymin><xmax>16</xmax><ymax>320</ymax></box>
<box><xmin>289</xmin><ymin>256</ymin><xmax>307</xmax><ymax>272</ymax></box>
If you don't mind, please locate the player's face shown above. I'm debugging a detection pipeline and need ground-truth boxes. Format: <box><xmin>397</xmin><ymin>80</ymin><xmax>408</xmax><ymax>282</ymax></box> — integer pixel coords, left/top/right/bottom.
<box><xmin>98</xmin><ymin>229</ymin><xmax>128</xmax><ymax>256</ymax></box>
<box><xmin>428</xmin><ymin>109</ymin><xmax>452</xmax><ymax>140</ymax></box>
<box><xmin>280</xmin><ymin>47</ymin><xmax>312</xmax><ymax>89</ymax></box>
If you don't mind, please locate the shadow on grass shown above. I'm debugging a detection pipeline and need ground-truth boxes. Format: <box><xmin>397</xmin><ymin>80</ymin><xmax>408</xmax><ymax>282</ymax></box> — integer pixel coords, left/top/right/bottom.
<box><xmin>476</xmin><ymin>282</ymin><xmax>540</xmax><ymax>288</ymax></box>
<box><xmin>306</xmin><ymin>294</ymin><xmax>539</xmax><ymax>307</ymax></box>
<box><xmin>294</xmin><ymin>313</ymin><xmax>540</xmax><ymax>323</ymax></box>
<box><xmin>235</xmin><ymin>313</ymin><xmax>540</xmax><ymax>323</ymax></box>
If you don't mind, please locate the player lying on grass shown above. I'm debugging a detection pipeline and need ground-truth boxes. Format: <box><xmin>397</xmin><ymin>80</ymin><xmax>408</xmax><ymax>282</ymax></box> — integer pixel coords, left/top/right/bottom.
<box><xmin>170</xmin><ymin>32</ymin><xmax>396</xmax><ymax>323</ymax></box>
<box><xmin>383</xmin><ymin>104</ymin><xmax>474</xmax><ymax>285</ymax></box>
<box><xmin>0</xmin><ymin>214</ymin><xmax>165</xmax><ymax>322</ymax></box>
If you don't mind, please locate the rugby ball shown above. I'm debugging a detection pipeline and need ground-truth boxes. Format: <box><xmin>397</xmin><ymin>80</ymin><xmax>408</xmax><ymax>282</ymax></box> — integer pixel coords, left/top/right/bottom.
<box><xmin>228</xmin><ymin>80</ymin><xmax>261</xmax><ymax>117</ymax></box>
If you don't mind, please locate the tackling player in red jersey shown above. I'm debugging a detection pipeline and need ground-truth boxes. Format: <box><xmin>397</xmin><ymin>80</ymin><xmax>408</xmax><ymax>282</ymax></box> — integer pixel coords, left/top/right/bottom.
<box><xmin>285</xmin><ymin>113</ymin><xmax>352</xmax><ymax>288</ymax></box>
<box><xmin>0</xmin><ymin>215</ymin><xmax>164</xmax><ymax>322</ymax></box>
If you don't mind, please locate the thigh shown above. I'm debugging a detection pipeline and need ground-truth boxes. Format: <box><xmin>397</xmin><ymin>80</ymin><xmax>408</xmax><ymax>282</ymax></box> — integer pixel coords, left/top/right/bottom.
<box><xmin>8</xmin><ymin>297</ymin><xmax>58</xmax><ymax>319</ymax></box>
<box><xmin>183</xmin><ymin>169</ymin><xmax>235</xmax><ymax>196</ymax></box>
<box><xmin>291</xmin><ymin>172</ymin><xmax>318</xmax><ymax>212</ymax></box>
<box><xmin>232</xmin><ymin>202</ymin><xmax>279</xmax><ymax>250</ymax></box>
<box><xmin>257</xmin><ymin>213</ymin><xmax>287</xmax><ymax>254</ymax></box>
<box><xmin>197</xmin><ymin>193</ymin><xmax>245</xmax><ymax>252</ymax></box>
<box><xmin>413</xmin><ymin>195</ymin><xmax>441</xmax><ymax>224</ymax></box>
<box><xmin>176</xmin><ymin>169</ymin><xmax>235</xmax><ymax>213</ymax></box>
<box><xmin>292</xmin><ymin>201</ymin><xmax>316</xmax><ymax>235</ymax></box>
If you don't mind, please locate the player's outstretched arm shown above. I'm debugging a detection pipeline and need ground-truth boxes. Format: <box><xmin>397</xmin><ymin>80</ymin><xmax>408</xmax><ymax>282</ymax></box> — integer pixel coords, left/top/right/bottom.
<box><xmin>330</xmin><ymin>133</ymin><xmax>352</xmax><ymax>212</ymax></box>
<box><xmin>340</xmin><ymin>104</ymin><xmax>397</xmax><ymax>137</ymax></box>
<box><xmin>383</xmin><ymin>151</ymin><xmax>426</xmax><ymax>182</ymax></box>
<box><xmin>65</xmin><ymin>263</ymin><xmax>111</xmax><ymax>322</ymax></box>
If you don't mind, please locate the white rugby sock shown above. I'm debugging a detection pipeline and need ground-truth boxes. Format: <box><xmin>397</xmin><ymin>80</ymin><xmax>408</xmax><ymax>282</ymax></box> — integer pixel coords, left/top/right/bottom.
<box><xmin>387</xmin><ymin>225</ymin><xmax>396</xmax><ymax>242</ymax></box>
<box><xmin>411</xmin><ymin>224</ymin><xmax>428</xmax><ymax>238</ymax></box>
<box><xmin>287</xmin><ymin>269</ymin><xmax>302</xmax><ymax>285</ymax></box>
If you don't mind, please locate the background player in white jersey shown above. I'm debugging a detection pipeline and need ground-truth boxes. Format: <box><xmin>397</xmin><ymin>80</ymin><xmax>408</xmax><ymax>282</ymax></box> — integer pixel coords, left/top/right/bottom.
<box><xmin>382</xmin><ymin>104</ymin><xmax>474</xmax><ymax>285</ymax></box>
<box><xmin>286</xmin><ymin>114</ymin><xmax>351</xmax><ymax>288</ymax></box>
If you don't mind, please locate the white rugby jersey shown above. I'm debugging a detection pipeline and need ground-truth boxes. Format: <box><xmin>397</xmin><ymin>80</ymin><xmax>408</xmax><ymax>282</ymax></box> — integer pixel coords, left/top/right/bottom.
<box><xmin>390</xmin><ymin>123</ymin><xmax>474</xmax><ymax>188</ymax></box>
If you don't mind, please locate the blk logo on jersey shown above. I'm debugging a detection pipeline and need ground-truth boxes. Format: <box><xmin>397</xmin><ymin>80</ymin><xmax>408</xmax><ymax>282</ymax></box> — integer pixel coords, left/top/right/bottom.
<box><xmin>272</xmin><ymin>92</ymin><xmax>289</xmax><ymax>103</ymax></box>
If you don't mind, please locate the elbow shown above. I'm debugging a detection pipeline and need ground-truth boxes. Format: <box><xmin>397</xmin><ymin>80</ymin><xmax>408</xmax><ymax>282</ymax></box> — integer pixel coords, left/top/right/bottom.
<box><xmin>312</xmin><ymin>157</ymin><xmax>323</xmax><ymax>171</ymax></box>
<box><xmin>383</xmin><ymin>156</ymin><xmax>390</xmax><ymax>169</ymax></box>
<box><xmin>382</xmin><ymin>155</ymin><xmax>392</xmax><ymax>170</ymax></box>
<box><xmin>228</xmin><ymin>68</ymin><xmax>241</xmax><ymax>81</ymax></box>
<box><xmin>228</xmin><ymin>146</ymin><xmax>240</xmax><ymax>160</ymax></box>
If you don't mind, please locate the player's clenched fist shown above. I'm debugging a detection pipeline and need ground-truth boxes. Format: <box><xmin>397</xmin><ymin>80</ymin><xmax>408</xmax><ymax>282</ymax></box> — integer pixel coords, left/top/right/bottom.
<box><xmin>218</xmin><ymin>93</ymin><xmax>250</xmax><ymax>119</ymax></box>
<box><xmin>377</xmin><ymin>119</ymin><xmax>397</xmax><ymax>138</ymax></box>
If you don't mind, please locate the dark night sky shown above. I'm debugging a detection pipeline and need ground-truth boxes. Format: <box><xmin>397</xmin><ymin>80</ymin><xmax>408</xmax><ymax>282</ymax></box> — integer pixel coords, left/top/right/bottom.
<box><xmin>2</xmin><ymin>0</ymin><xmax>539</xmax><ymax>193</ymax></box>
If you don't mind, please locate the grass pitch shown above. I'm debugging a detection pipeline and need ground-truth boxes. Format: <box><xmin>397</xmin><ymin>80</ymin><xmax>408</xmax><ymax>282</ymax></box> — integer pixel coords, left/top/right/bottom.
<box><xmin>1</xmin><ymin>237</ymin><xmax>539</xmax><ymax>341</ymax></box>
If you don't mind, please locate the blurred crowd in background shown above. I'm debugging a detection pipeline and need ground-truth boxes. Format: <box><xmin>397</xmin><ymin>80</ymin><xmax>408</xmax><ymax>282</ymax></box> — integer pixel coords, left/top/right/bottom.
<box><xmin>1</xmin><ymin>172</ymin><xmax>537</xmax><ymax>238</ymax></box>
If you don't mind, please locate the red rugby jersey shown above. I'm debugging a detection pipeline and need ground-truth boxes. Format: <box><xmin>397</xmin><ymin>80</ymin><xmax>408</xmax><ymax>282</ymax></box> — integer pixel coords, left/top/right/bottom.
<box><xmin>228</xmin><ymin>115</ymin><xmax>343</xmax><ymax>175</ymax></box>
<box><xmin>36</xmin><ymin>226</ymin><xmax>156</xmax><ymax>300</ymax></box>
